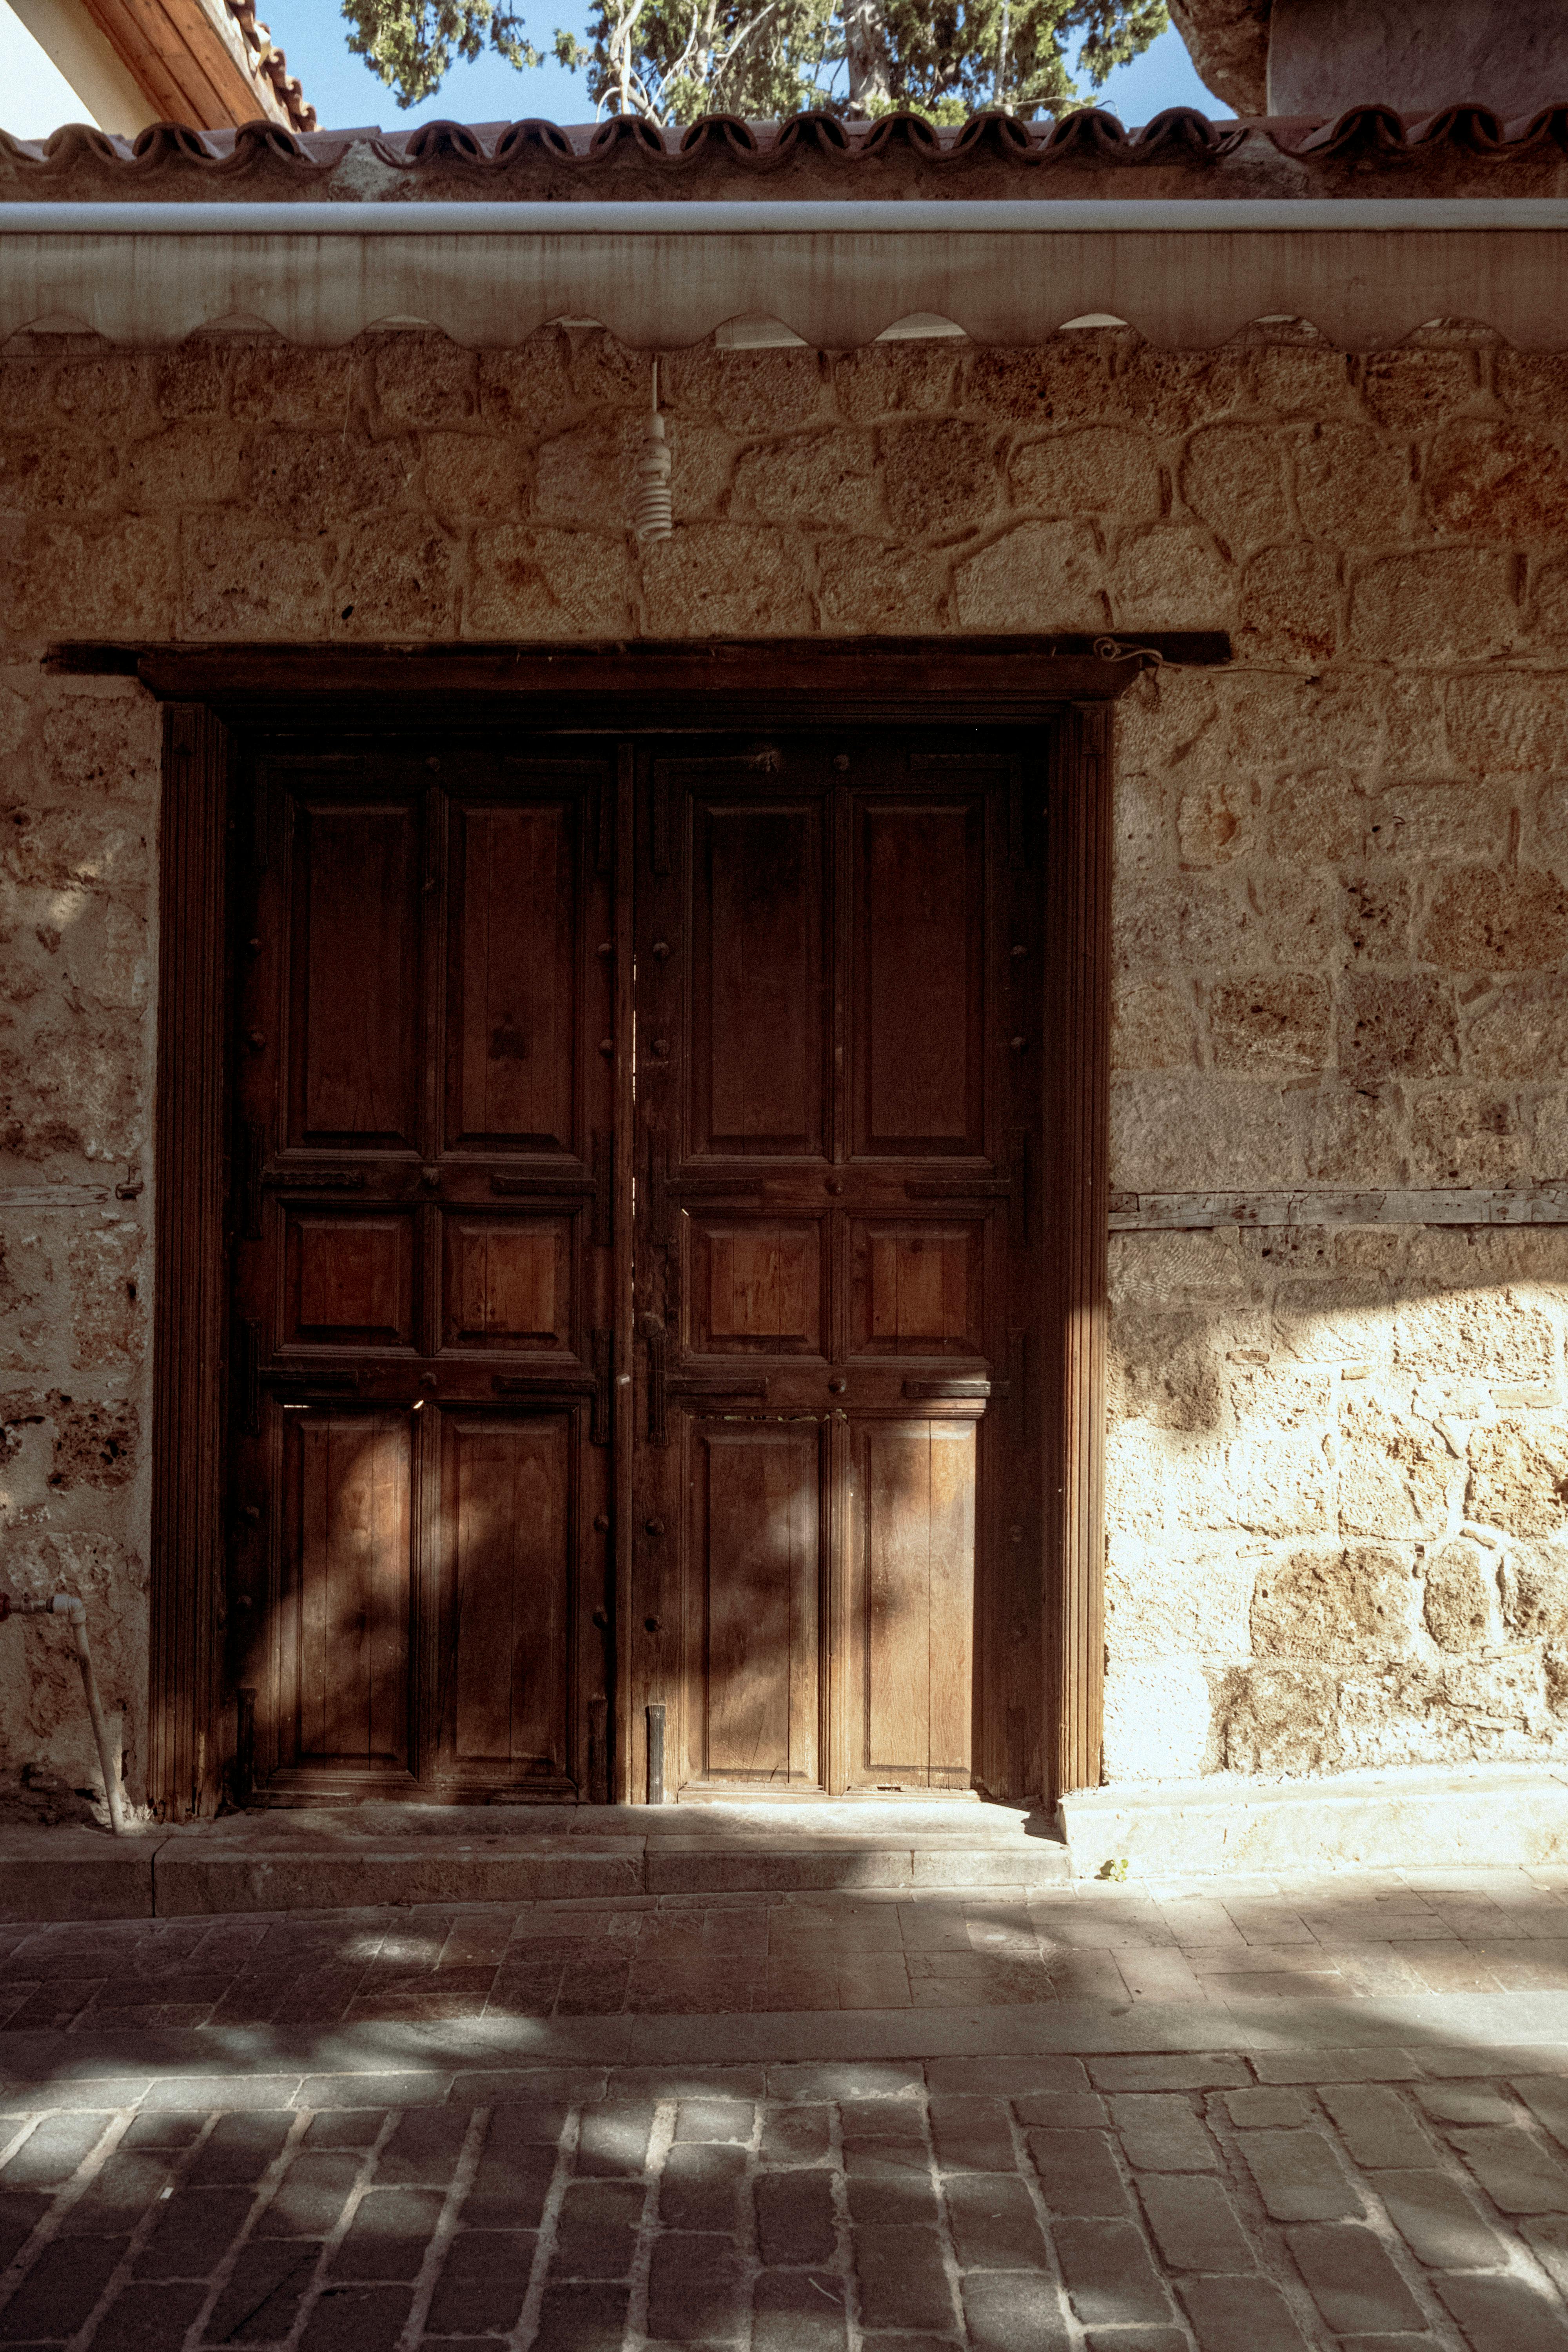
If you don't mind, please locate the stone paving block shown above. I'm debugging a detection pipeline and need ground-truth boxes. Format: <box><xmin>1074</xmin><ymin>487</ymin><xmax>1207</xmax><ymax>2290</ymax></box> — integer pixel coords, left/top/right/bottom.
<box><xmin>1450</xmin><ymin>2125</ymin><xmax>1568</xmax><ymax>2213</ymax></box>
<box><xmin>1108</xmin><ymin>2094</ymin><xmax>1220</xmax><ymax>2172</ymax></box>
<box><xmin>305</xmin><ymin>2112</ymin><xmax>385</xmax><ymax>2149</ymax></box>
<box><xmin>766</xmin><ymin>2063</ymin><xmax>922</xmax><ymax>2103</ymax></box>
<box><xmin>841</xmin><ymin>2099</ymin><xmax>925</xmax><ymax>2145</ymax></box>
<box><xmin>0</xmin><ymin>2111</ymin><xmax>110</xmax><ymax>2185</ymax></box>
<box><xmin>1529</xmin><ymin>2214</ymin><xmax>1568</xmax><ymax>2299</ymax></box>
<box><xmin>853</xmin><ymin>2221</ymin><xmax>958</xmax><ymax>2332</ymax></box>
<box><xmin>534</xmin><ymin>2281</ymin><xmax>631</xmax><ymax>2352</ymax></box>
<box><xmin>296</xmin><ymin>2282</ymin><xmax>413</xmax><ymax>2351</ymax></box>
<box><xmin>188</xmin><ymin>2111</ymin><xmax>294</xmax><ymax>2181</ymax></box>
<box><xmin>1137</xmin><ymin>2174</ymin><xmax>1256</xmax><ymax>2274</ymax></box>
<box><xmin>0</xmin><ymin>2234</ymin><xmax>124</xmax><ymax>2339</ymax></box>
<box><xmin>1517</xmin><ymin>2078</ymin><xmax>1568</xmax><ymax>2153</ymax></box>
<box><xmin>575</xmin><ymin>2103</ymin><xmax>654</xmax><ymax>2177</ymax></box>
<box><xmin>295</xmin><ymin>2074</ymin><xmax>447</xmax><ymax>2110</ymax></box>
<box><xmin>254</xmin><ymin>2150</ymin><xmax>360</xmax><ymax>2238</ymax></box>
<box><xmin>927</xmin><ymin>2057</ymin><xmax>1090</xmax><ymax>2098</ymax></box>
<box><xmin>1436</xmin><ymin>2271</ymin><xmax>1568</xmax><ymax>2352</ymax></box>
<box><xmin>1053</xmin><ymin>2216</ymin><xmax>1172</xmax><ymax>2327</ymax></box>
<box><xmin>205</xmin><ymin>2239</ymin><xmax>321</xmax><ymax>2342</ymax></box>
<box><xmin>1179</xmin><ymin>2274</ymin><xmax>1312</xmax><ymax>2352</ymax></box>
<box><xmin>1087</xmin><ymin>2057</ymin><xmax>1250</xmax><ymax>2092</ymax></box>
<box><xmin>648</xmin><ymin>2233</ymin><xmax>749</xmax><ymax>2342</ymax></box>
<box><xmin>960</xmin><ymin>2270</ymin><xmax>1069</xmax><ymax>2352</ymax></box>
<box><xmin>1011</xmin><ymin>2091</ymin><xmax>1107</xmax><ymax>2128</ymax></box>
<box><xmin>1249</xmin><ymin>2051</ymin><xmax>1423</xmax><ymax>2084</ymax></box>
<box><xmin>1284</xmin><ymin>2223</ymin><xmax>1425</xmax><ymax>2335</ymax></box>
<box><xmin>120</xmin><ymin>2112</ymin><xmax>207</xmax><ymax>2151</ymax></box>
<box><xmin>369</xmin><ymin>2106</ymin><xmax>469</xmax><ymax>2186</ymax></box>
<box><xmin>755</xmin><ymin>2168</ymin><xmax>835</xmax><ymax>2265</ymax></box>
<box><xmin>1222</xmin><ymin>2088</ymin><xmax>1312</xmax><ymax>2128</ymax></box>
<box><xmin>1238</xmin><ymin>2128</ymin><xmax>1362</xmax><ymax>2220</ymax></box>
<box><xmin>846</xmin><ymin>2156</ymin><xmax>939</xmax><ymax>2228</ymax></box>
<box><xmin>425</xmin><ymin>2227</ymin><xmax>537</xmax><ymax>2334</ymax></box>
<box><xmin>56</xmin><ymin>2150</ymin><xmax>171</xmax><ymax>2235</ymax></box>
<box><xmin>91</xmin><ymin>2279</ymin><xmax>208</xmax><ymax>2351</ymax></box>
<box><xmin>661</xmin><ymin>2141</ymin><xmax>748</xmax><ymax>2234</ymax></box>
<box><xmin>0</xmin><ymin>2190</ymin><xmax>46</xmax><ymax>2266</ymax></box>
<box><xmin>553</xmin><ymin>2178</ymin><xmax>644</xmax><ymax>2278</ymax></box>
<box><xmin>928</xmin><ymin>2095</ymin><xmax>1016</xmax><ymax>2173</ymax></box>
<box><xmin>674</xmin><ymin>2100</ymin><xmax>753</xmax><ymax>2144</ymax></box>
<box><xmin>760</xmin><ymin>2105</ymin><xmax>832</xmax><ymax>2165</ymax></box>
<box><xmin>942</xmin><ymin>2172</ymin><xmax>1050</xmax><ymax>2270</ymax></box>
<box><xmin>134</xmin><ymin>2182</ymin><xmax>253</xmax><ymax>2276</ymax></box>
<box><xmin>1374</xmin><ymin>2167</ymin><xmax>1510</xmax><ymax>2269</ymax></box>
<box><xmin>1025</xmin><ymin>2130</ymin><xmax>1132</xmax><ymax>2217</ymax></box>
<box><xmin>1416</xmin><ymin>2083</ymin><xmax>1519</xmax><ymax>2127</ymax></box>
<box><xmin>1316</xmin><ymin>2083</ymin><xmax>1437</xmax><ymax>2169</ymax></box>
<box><xmin>330</xmin><ymin>2187</ymin><xmax>445</xmax><ymax>2281</ymax></box>
<box><xmin>463</xmin><ymin>2126</ymin><xmax>557</xmax><ymax>2232</ymax></box>
<box><xmin>751</xmin><ymin>2269</ymin><xmax>848</xmax><ymax>2352</ymax></box>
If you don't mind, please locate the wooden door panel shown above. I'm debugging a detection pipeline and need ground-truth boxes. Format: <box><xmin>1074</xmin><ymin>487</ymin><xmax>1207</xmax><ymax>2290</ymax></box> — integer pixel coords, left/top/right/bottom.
<box><xmin>283</xmin><ymin>1211</ymin><xmax>415</xmax><ymax>1350</ymax></box>
<box><xmin>849</xmin><ymin>1219</ymin><xmax>984</xmax><ymax>1357</ymax></box>
<box><xmin>446</xmin><ymin>799</ymin><xmax>577</xmax><ymax>1153</ymax></box>
<box><xmin>849</xmin><ymin>1419</ymin><xmax>975</xmax><ymax>1789</ymax></box>
<box><xmin>282</xmin><ymin>1409</ymin><xmax>411</xmax><ymax>1769</ymax></box>
<box><xmin>684</xmin><ymin>1421</ymin><xmax>822</xmax><ymax>1789</ymax></box>
<box><xmin>445</xmin><ymin>1410</ymin><xmax>573</xmax><ymax>1784</ymax></box>
<box><xmin>289</xmin><ymin>801</ymin><xmax>419</xmax><ymax>1149</ymax></box>
<box><xmin>442</xmin><ymin>1213</ymin><xmax>574</xmax><ymax>1353</ymax></box>
<box><xmin>687</xmin><ymin>1217</ymin><xmax>824</xmax><ymax>1356</ymax></box>
<box><xmin>690</xmin><ymin>796</ymin><xmax>827</xmax><ymax>1158</ymax></box>
<box><xmin>853</xmin><ymin>799</ymin><xmax>986</xmax><ymax>1159</ymax></box>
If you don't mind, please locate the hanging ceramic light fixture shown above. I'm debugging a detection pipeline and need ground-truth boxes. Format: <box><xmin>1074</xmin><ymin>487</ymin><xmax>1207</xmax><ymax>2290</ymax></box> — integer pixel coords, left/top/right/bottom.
<box><xmin>633</xmin><ymin>357</ymin><xmax>673</xmax><ymax>542</ymax></box>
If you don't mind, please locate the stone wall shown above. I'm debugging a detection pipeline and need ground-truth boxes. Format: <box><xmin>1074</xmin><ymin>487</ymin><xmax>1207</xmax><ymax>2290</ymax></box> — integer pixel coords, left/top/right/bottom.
<box><xmin>2</xmin><ymin>316</ymin><xmax>1566</xmax><ymax>1794</ymax></box>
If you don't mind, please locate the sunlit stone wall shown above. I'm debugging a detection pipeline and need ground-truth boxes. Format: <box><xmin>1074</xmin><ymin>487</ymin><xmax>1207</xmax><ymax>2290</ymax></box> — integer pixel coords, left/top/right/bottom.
<box><xmin>1</xmin><ymin>318</ymin><xmax>1564</xmax><ymax>1797</ymax></box>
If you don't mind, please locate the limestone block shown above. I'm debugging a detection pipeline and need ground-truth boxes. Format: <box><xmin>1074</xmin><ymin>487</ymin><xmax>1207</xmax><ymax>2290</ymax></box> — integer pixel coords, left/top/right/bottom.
<box><xmin>1111</xmin><ymin>978</ymin><xmax>1199</xmax><ymax>1071</ymax></box>
<box><xmin>230</xmin><ymin>345</ymin><xmax>361</xmax><ymax>428</ymax></box>
<box><xmin>178</xmin><ymin>514</ymin><xmax>334</xmax><ymax>639</ymax></box>
<box><xmin>1112</xmin><ymin>878</ymin><xmax>1183</xmax><ymax>967</ymax></box>
<box><xmin>239</xmin><ymin>428</ymin><xmax>414</xmax><ymax>525</ymax></box>
<box><xmin>2</xmin><ymin>517</ymin><xmax>178</xmax><ymax>639</ymax></box>
<box><xmin>1215</xmin><ymin>672</ymin><xmax>1391</xmax><ymax>777</ymax></box>
<box><xmin>475</xmin><ymin>331</ymin><xmax>575</xmax><ymax>430</ymax></box>
<box><xmin>1103</xmin><ymin>1657</ymin><xmax>1214</xmax><ymax>1781</ymax></box>
<box><xmin>52</xmin><ymin>355</ymin><xmax>158</xmax><ymax>433</ymax></box>
<box><xmin>639</xmin><ymin>524</ymin><xmax>813</xmax><ymax>637</ymax></box>
<box><xmin>1105</xmin><ymin>1534</ymin><xmax>1258</xmax><ymax>1661</ymax></box>
<box><xmin>731</xmin><ymin>429</ymin><xmax>878</xmax><ymax>530</ymax></box>
<box><xmin>1294</xmin><ymin>421</ymin><xmax>1413</xmax><ymax>541</ymax></box>
<box><xmin>1114</xmin><ymin>666</ymin><xmax>1218</xmax><ymax>775</ymax></box>
<box><xmin>1107</xmin><ymin>524</ymin><xmax>1234</xmax><ymax>632</ymax></box>
<box><xmin>1207</xmin><ymin>975</ymin><xmax>1332</xmax><ymax>1072</ymax></box>
<box><xmin>1422</xmin><ymin>1536</ymin><xmax>1497</xmax><ymax>1651</ymax></box>
<box><xmin>1264</xmin><ymin>772</ymin><xmax>1366</xmax><ymax>866</ymax></box>
<box><xmin>833</xmin><ymin>343</ymin><xmax>960</xmax><ymax>422</ymax></box>
<box><xmin>1426</xmin><ymin>423</ymin><xmax>1568</xmax><ymax>541</ymax></box>
<box><xmin>1462</xmin><ymin>978</ymin><xmax>1568</xmax><ymax>1080</ymax></box>
<box><xmin>1107</xmin><ymin>1230</ymin><xmax>1256</xmax><ymax>1311</ymax></box>
<box><xmin>1114</xmin><ymin>765</ymin><xmax>1176</xmax><ymax>878</ymax></box>
<box><xmin>1176</xmin><ymin>775</ymin><xmax>1259</xmax><ymax>868</ymax></box>
<box><xmin>1339</xmin><ymin>973</ymin><xmax>1457</xmax><ymax>1084</ymax></box>
<box><xmin>1421</xmin><ymin>866</ymin><xmax>1568</xmax><ymax>973</ymax></box>
<box><xmin>154</xmin><ymin>346</ymin><xmax>229</xmax><ymax>421</ymax></box>
<box><xmin>1176</xmin><ymin>872</ymin><xmax>1339</xmax><ymax>972</ymax></box>
<box><xmin>1502</xmin><ymin>1542</ymin><xmax>1568</xmax><ymax>1639</ymax></box>
<box><xmin>534</xmin><ymin>416</ymin><xmax>638</xmax><ymax>529</ymax></box>
<box><xmin>1271</xmin><ymin>1275</ymin><xmax>1393</xmax><ymax>1365</ymax></box>
<box><xmin>372</xmin><ymin>335</ymin><xmax>477</xmax><ymax>428</ymax></box>
<box><xmin>1113</xmin><ymin>345</ymin><xmax>1246</xmax><ymax>435</ymax></box>
<box><xmin>1343</xmin><ymin>873</ymin><xmax>1414</xmax><ymax>966</ymax></box>
<box><xmin>0</xmin><ymin>686</ymin><xmax>24</xmax><ymax>756</ymax></box>
<box><xmin>1348</xmin><ymin>551</ymin><xmax>1519</xmax><ymax>666</ymax></box>
<box><xmin>67</xmin><ymin>1225</ymin><xmax>142</xmax><ymax>1372</ymax></box>
<box><xmin>1217</xmin><ymin>1662</ymin><xmax>1343</xmax><ymax>1773</ymax></box>
<box><xmin>951</xmin><ymin>521</ymin><xmax>1102</xmax><ymax>632</ymax></box>
<box><xmin>878</xmin><ymin>419</ymin><xmax>1001</xmax><ymax>541</ymax></box>
<box><xmin>65</xmin><ymin>900</ymin><xmax>149</xmax><ymax>1014</ymax></box>
<box><xmin>1394</xmin><ymin>1283</ymin><xmax>1557</xmax><ymax>1385</ymax></box>
<box><xmin>816</xmin><ymin>540</ymin><xmax>946</xmax><ymax>632</ymax></box>
<box><xmin>1299</xmin><ymin>1082</ymin><xmax>1408</xmax><ymax>1187</ymax></box>
<box><xmin>0</xmin><ymin>1530</ymin><xmax>147</xmax><ymax>1794</ymax></box>
<box><xmin>1213</xmin><ymin>1428</ymin><xmax>1334</xmax><ymax>1537</ymax></box>
<box><xmin>1180</xmin><ymin>423</ymin><xmax>1290</xmax><ymax>543</ymax></box>
<box><xmin>1367</xmin><ymin>782</ymin><xmax>1514</xmax><ymax>867</ymax></box>
<box><xmin>1252</xmin><ymin>1541</ymin><xmax>1417</xmax><ymax>1661</ymax></box>
<box><xmin>1227</xmin><ymin>1364</ymin><xmax>1336</xmax><ymax>1443</ymax></box>
<box><xmin>0</xmin><ymin>809</ymin><xmax>146</xmax><ymax>895</ymax></box>
<box><xmin>1009</xmin><ymin>427</ymin><xmax>1160</xmax><ymax>519</ymax></box>
<box><xmin>1527</xmin><ymin>559</ymin><xmax>1568</xmax><ymax>648</ymax></box>
<box><xmin>1241</xmin><ymin>344</ymin><xmax>1358</xmax><ymax>419</ymax></box>
<box><xmin>39</xmin><ymin>1393</ymin><xmax>137</xmax><ymax>1489</ymax></box>
<box><xmin>1108</xmin><ymin>1306</ymin><xmax>1229</xmax><ymax>1431</ymax></box>
<box><xmin>1236</xmin><ymin>543</ymin><xmax>1340</xmax><ymax>664</ymax></box>
<box><xmin>0</xmin><ymin>1017</ymin><xmax>144</xmax><ymax>1161</ymax></box>
<box><xmin>1446</xmin><ymin>670</ymin><xmax>1568</xmax><ymax>776</ymax></box>
<box><xmin>1409</xmin><ymin>1085</ymin><xmax>1533</xmax><ymax>1189</ymax></box>
<box><xmin>1534</xmin><ymin>1090</ymin><xmax>1568</xmax><ymax>1181</ymax></box>
<box><xmin>706</xmin><ymin>349</ymin><xmax>828</xmax><ymax>435</ymax></box>
<box><xmin>334</xmin><ymin>520</ymin><xmax>459</xmax><ymax>637</ymax></box>
<box><xmin>1359</xmin><ymin>350</ymin><xmax>1479</xmax><ymax>432</ymax></box>
<box><xmin>1379</xmin><ymin>677</ymin><xmax>1452</xmax><ymax>777</ymax></box>
<box><xmin>962</xmin><ymin>339</ymin><xmax>1115</xmax><ymax>426</ymax></box>
<box><xmin>468</xmin><ymin>524</ymin><xmax>634</xmax><ymax>637</ymax></box>
<box><xmin>1337</xmin><ymin>1397</ymin><xmax>1457</xmax><ymax>1539</ymax></box>
<box><xmin>0</xmin><ymin>437</ymin><xmax>120</xmax><ymax>518</ymax></box>
<box><xmin>1110</xmin><ymin>1074</ymin><xmax>1304</xmax><ymax>1192</ymax></box>
<box><xmin>1468</xmin><ymin>1417</ymin><xmax>1568</xmax><ymax>1540</ymax></box>
<box><xmin>39</xmin><ymin>691</ymin><xmax>159</xmax><ymax>803</ymax></box>
<box><xmin>120</xmin><ymin>424</ymin><xmax>243</xmax><ymax>510</ymax></box>
<box><xmin>420</xmin><ymin>432</ymin><xmax>531</xmax><ymax>523</ymax></box>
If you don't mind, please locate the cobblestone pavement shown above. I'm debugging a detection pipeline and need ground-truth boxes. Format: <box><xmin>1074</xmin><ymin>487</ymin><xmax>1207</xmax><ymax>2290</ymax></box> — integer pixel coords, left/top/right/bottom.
<box><xmin>5</xmin><ymin>1864</ymin><xmax>1568</xmax><ymax>2032</ymax></box>
<box><xmin>1</xmin><ymin>1870</ymin><xmax>1568</xmax><ymax>2346</ymax></box>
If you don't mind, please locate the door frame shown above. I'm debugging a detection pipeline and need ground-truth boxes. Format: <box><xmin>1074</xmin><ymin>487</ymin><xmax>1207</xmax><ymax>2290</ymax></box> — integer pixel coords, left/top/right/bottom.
<box><xmin>130</xmin><ymin>634</ymin><xmax>1199</xmax><ymax>1820</ymax></box>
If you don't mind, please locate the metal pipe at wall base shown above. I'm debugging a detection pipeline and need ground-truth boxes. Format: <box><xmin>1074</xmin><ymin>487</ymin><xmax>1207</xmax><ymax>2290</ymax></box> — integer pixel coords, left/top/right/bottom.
<box><xmin>0</xmin><ymin>1592</ymin><xmax>128</xmax><ymax>1836</ymax></box>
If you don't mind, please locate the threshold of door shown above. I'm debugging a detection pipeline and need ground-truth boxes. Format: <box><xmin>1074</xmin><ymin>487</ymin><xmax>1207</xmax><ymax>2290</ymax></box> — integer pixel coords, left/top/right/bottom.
<box><xmin>0</xmin><ymin>1799</ymin><xmax>1069</xmax><ymax>1920</ymax></box>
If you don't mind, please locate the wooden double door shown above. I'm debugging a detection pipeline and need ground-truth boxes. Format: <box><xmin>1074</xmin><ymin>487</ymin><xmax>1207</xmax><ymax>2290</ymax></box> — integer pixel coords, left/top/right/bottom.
<box><xmin>228</xmin><ymin>728</ymin><xmax>1044</xmax><ymax>1804</ymax></box>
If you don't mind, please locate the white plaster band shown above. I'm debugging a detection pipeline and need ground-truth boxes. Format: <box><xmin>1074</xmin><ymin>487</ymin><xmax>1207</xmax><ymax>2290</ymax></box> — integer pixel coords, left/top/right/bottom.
<box><xmin>2</xmin><ymin>199</ymin><xmax>1568</xmax><ymax>347</ymax></box>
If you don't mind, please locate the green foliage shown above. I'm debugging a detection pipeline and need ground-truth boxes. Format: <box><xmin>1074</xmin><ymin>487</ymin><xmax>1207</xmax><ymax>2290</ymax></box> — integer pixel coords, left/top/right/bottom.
<box><xmin>342</xmin><ymin>0</ymin><xmax>1169</xmax><ymax>122</ymax></box>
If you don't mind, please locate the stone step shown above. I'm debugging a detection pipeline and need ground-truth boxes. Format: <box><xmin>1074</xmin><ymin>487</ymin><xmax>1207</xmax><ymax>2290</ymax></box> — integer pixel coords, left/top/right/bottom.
<box><xmin>1059</xmin><ymin>1761</ymin><xmax>1568</xmax><ymax>1878</ymax></box>
<box><xmin>0</xmin><ymin>1802</ymin><xmax>1072</xmax><ymax>1920</ymax></box>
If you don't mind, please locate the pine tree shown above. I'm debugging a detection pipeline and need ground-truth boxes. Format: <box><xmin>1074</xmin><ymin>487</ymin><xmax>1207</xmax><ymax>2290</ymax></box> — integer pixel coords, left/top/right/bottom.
<box><xmin>341</xmin><ymin>0</ymin><xmax>1168</xmax><ymax>124</ymax></box>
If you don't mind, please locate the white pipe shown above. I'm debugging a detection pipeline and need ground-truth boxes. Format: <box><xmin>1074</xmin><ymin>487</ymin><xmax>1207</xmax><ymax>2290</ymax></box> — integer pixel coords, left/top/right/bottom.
<box><xmin>1</xmin><ymin>198</ymin><xmax>1567</xmax><ymax>234</ymax></box>
<box><xmin>5</xmin><ymin>1593</ymin><xmax>128</xmax><ymax>1836</ymax></box>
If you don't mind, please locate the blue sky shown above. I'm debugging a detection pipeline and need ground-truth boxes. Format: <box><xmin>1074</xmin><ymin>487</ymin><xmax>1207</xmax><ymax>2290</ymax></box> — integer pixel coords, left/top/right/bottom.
<box><xmin>258</xmin><ymin>6</ymin><xmax>1226</xmax><ymax>135</ymax></box>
